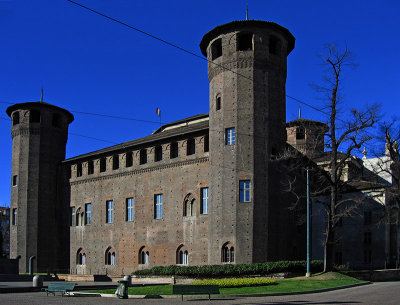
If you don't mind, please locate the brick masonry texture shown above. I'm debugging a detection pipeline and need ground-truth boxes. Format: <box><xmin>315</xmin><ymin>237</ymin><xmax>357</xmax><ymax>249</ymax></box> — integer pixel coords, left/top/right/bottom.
<box><xmin>7</xmin><ymin>20</ymin><xmax>308</xmax><ymax>275</ymax></box>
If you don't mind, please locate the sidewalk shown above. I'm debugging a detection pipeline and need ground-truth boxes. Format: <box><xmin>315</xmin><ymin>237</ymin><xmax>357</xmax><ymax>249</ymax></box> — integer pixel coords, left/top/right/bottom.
<box><xmin>0</xmin><ymin>281</ymin><xmax>118</xmax><ymax>293</ymax></box>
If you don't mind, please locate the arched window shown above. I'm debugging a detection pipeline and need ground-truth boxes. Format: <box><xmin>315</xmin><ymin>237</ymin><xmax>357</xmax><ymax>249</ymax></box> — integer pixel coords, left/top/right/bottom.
<box><xmin>76</xmin><ymin>208</ymin><xmax>84</xmax><ymax>226</ymax></box>
<box><xmin>176</xmin><ymin>245</ymin><xmax>189</xmax><ymax>265</ymax></box>
<box><xmin>183</xmin><ymin>194</ymin><xmax>195</xmax><ymax>217</ymax></box>
<box><xmin>77</xmin><ymin>248</ymin><xmax>86</xmax><ymax>265</ymax></box>
<box><xmin>211</xmin><ymin>38</ymin><xmax>222</xmax><ymax>60</ymax></box>
<box><xmin>139</xmin><ymin>246</ymin><xmax>150</xmax><ymax>265</ymax></box>
<box><xmin>105</xmin><ymin>247</ymin><xmax>116</xmax><ymax>265</ymax></box>
<box><xmin>221</xmin><ymin>242</ymin><xmax>235</xmax><ymax>263</ymax></box>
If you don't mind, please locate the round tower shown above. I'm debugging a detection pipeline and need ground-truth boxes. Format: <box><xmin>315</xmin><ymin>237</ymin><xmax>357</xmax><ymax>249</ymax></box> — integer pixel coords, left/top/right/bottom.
<box><xmin>200</xmin><ymin>20</ymin><xmax>295</xmax><ymax>263</ymax></box>
<box><xmin>6</xmin><ymin>102</ymin><xmax>73</xmax><ymax>273</ymax></box>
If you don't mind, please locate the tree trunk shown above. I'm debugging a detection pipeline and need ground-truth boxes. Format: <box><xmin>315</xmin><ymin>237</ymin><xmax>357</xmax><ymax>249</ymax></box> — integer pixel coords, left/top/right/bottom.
<box><xmin>324</xmin><ymin>221</ymin><xmax>335</xmax><ymax>272</ymax></box>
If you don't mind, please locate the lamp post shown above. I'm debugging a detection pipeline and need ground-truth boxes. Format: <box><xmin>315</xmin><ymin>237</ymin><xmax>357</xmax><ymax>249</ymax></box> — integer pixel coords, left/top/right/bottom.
<box><xmin>306</xmin><ymin>168</ymin><xmax>311</xmax><ymax>277</ymax></box>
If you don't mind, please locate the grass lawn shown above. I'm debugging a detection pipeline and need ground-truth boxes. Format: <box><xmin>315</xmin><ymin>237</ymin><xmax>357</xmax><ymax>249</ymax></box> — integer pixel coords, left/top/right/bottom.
<box><xmin>82</xmin><ymin>272</ymin><xmax>365</xmax><ymax>295</ymax></box>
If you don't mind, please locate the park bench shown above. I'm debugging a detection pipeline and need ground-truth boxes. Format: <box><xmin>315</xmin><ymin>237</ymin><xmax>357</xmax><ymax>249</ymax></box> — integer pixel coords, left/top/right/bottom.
<box><xmin>172</xmin><ymin>284</ymin><xmax>220</xmax><ymax>301</ymax></box>
<box><xmin>42</xmin><ymin>282</ymin><xmax>76</xmax><ymax>296</ymax></box>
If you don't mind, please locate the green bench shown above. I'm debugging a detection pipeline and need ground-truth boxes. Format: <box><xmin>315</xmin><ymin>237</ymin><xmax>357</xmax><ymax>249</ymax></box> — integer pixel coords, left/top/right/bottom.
<box><xmin>42</xmin><ymin>282</ymin><xmax>76</xmax><ymax>296</ymax></box>
<box><xmin>172</xmin><ymin>285</ymin><xmax>220</xmax><ymax>301</ymax></box>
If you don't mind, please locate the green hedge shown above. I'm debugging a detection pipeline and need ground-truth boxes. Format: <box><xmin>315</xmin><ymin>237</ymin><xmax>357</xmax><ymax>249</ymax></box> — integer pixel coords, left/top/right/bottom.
<box><xmin>133</xmin><ymin>260</ymin><xmax>323</xmax><ymax>277</ymax></box>
<box><xmin>191</xmin><ymin>278</ymin><xmax>277</xmax><ymax>288</ymax></box>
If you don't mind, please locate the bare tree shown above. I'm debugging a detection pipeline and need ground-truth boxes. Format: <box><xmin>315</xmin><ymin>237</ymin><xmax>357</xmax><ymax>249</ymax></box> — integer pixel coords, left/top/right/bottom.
<box><xmin>280</xmin><ymin>44</ymin><xmax>382</xmax><ymax>272</ymax></box>
<box><xmin>313</xmin><ymin>44</ymin><xmax>381</xmax><ymax>272</ymax></box>
<box><xmin>370</xmin><ymin>122</ymin><xmax>400</xmax><ymax>220</ymax></box>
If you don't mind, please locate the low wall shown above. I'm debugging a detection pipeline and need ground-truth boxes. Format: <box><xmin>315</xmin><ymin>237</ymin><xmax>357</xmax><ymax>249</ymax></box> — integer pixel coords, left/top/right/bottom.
<box><xmin>342</xmin><ymin>269</ymin><xmax>400</xmax><ymax>281</ymax></box>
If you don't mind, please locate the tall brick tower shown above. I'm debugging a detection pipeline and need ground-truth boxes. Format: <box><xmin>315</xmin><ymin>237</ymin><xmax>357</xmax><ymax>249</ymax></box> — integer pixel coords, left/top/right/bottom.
<box><xmin>6</xmin><ymin>102</ymin><xmax>73</xmax><ymax>273</ymax></box>
<box><xmin>200</xmin><ymin>20</ymin><xmax>295</xmax><ymax>263</ymax></box>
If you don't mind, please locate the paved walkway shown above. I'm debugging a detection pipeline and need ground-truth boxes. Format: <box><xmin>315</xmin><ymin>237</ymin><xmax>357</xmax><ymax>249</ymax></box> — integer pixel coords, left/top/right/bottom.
<box><xmin>0</xmin><ymin>282</ymin><xmax>399</xmax><ymax>305</ymax></box>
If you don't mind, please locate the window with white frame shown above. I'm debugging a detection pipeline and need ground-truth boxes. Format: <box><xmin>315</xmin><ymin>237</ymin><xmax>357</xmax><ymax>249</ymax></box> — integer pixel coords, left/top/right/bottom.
<box><xmin>85</xmin><ymin>203</ymin><xmax>92</xmax><ymax>225</ymax></box>
<box><xmin>200</xmin><ymin>187</ymin><xmax>209</xmax><ymax>214</ymax></box>
<box><xmin>239</xmin><ymin>180</ymin><xmax>251</xmax><ymax>202</ymax></box>
<box><xmin>225</xmin><ymin>128</ymin><xmax>236</xmax><ymax>145</ymax></box>
<box><xmin>106</xmin><ymin>200</ymin><xmax>113</xmax><ymax>223</ymax></box>
<box><xmin>154</xmin><ymin>194</ymin><xmax>163</xmax><ymax>219</ymax></box>
<box><xmin>126</xmin><ymin>197</ymin><xmax>134</xmax><ymax>222</ymax></box>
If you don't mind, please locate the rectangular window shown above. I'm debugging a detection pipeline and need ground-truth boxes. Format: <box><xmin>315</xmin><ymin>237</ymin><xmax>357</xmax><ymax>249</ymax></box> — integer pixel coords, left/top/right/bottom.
<box><xmin>126</xmin><ymin>152</ymin><xmax>133</xmax><ymax>167</ymax></box>
<box><xmin>154</xmin><ymin>194</ymin><xmax>163</xmax><ymax>219</ymax></box>
<box><xmin>204</xmin><ymin>135</ymin><xmax>209</xmax><ymax>152</ymax></box>
<box><xmin>216</xmin><ymin>96</ymin><xmax>221</xmax><ymax>110</ymax></box>
<box><xmin>100</xmin><ymin>158</ymin><xmax>106</xmax><ymax>172</ymax></box>
<box><xmin>200</xmin><ymin>187</ymin><xmax>209</xmax><ymax>215</ymax></box>
<box><xmin>12</xmin><ymin>208</ymin><xmax>17</xmax><ymax>225</ymax></box>
<box><xmin>140</xmin><ymin>149</ymin><xmax>147</xmax><ymax>165</ymax></box>
<box><xmin>88</xmin><ymin>160</ymin><xmax>94</xmax><ymax>175</ymax></box>
<box><xmin>170</xmin><ymin>142</ymin><xmax>178</xmax><ymax>159</ymax></box>
<box><xmin>12</xmin><ymin>175</ymin><xmax>18</xmax><ymax>186</ymax></box>
<box><xmin>155</xmin><ymin>145</ymin><xmax>163</xmax><ymax>162</ymax></box>
<box><xmin>30</xmin><ymin>110</ymin><xmax>40</xmax><ymax>123</ymax></box>
<box><xmin>126</xmin><ymin>198</ymin><xmax>134</xmax><ymax>222</ymax></box>
<box><xmin>187</xmin><ymin>138</ymin><xmax>195</xmax><ymax>155</ymax></box>
<box><xmin>225</xmin><ymin>128</ymin><xmax>236</xmax><ymax>145</ymax></box>
<box><xmin>12</xmin><ymin>112</ymin><xmax>20</xmax><ymax>125</ymax></box>
<box><xmin>239</xmin><ymin>180</ymin><xmax>251</xmax><ymax>202</ymax></box>
<box><xmin>106</xmin><ymin>200</ymin><xmax>113</xmax><ymax>223</ymax></box>
<box><xmin>237</xmin><ymin>33</ymin><xmax>253</xmax><ymax>51</ymax></box>
<box><xmin>76</xmin><ymin>163</ymin><xmax>82</xmax><ymax>177</ymax></box>
<box><xmin>85</xmin><ymin>203</ymin><xmax>92</xmax><ymax>225</ymax></box>
<box><xmin>112</xmin><ymin>155</ymin><xmax>119</xmax><ymax>170</ymax></box>
<box><xmin>70</xmin><ymin>207</ymin><xmax>75</xmax><ymax>226</ymax></box>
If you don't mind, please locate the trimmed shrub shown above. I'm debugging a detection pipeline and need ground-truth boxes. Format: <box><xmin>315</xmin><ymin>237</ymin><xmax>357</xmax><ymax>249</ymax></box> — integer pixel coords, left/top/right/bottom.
<box><xmin>132</xmin><ymin>260</ymin><xmax>323</xmax><ymax>277</ymax></box>
<box><xmin>191</xmin><ymin>278</ymin><xmax>277</xmax><ymax>288</ymax></box>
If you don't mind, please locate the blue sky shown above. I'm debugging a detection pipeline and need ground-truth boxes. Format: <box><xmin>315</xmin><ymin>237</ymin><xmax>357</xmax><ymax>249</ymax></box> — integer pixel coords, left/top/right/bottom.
<box><xmin>1</xmin><ymin>0</ymin><xmax>399</xmax><ymax>206</ymax></box>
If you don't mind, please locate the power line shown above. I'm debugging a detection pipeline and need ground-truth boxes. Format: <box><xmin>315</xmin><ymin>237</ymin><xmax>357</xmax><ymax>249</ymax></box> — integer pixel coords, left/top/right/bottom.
<box><xmin>65</xmin><ymin>1</ymin><xmax>333</xmax><ymax>119</ymax></box>
<box><xmin>65</xmin><ymin>0</ymin><xmax>253</xmax><ymax>82</ymax></box>
<box><xmin>70</xmin><ymin>110</ymin><xmax>164</xmax><ymax>124</ymax></box>
<box><xmin>69</xmin><ymin>132</ymin><xmax>119</xmax><ymax>144</ymax></box>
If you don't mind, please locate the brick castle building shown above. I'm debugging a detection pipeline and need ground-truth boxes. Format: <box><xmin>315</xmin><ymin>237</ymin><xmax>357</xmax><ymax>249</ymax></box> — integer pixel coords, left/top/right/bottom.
<box><xmin>6</xmin><ymin>19</ymin><xmax>325</xmax><ymax>274</ymax></box>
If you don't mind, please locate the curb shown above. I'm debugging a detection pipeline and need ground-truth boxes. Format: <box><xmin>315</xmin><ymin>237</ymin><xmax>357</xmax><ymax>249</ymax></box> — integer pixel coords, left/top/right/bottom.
<box><xmin>71</xmin><ymin>281</ymin><xmax>371</xmax><ymax>299</ymax></box>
